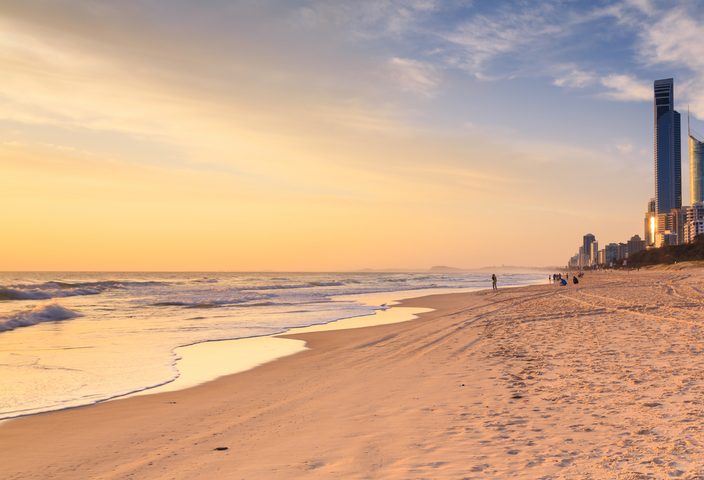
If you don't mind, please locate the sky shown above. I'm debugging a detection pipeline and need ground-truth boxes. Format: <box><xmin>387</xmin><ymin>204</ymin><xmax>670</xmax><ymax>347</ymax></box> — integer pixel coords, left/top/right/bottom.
<box><xmin>2</xmin><ymin>0</ymin><xmax>704</xmax><ymax>271</ymax></box>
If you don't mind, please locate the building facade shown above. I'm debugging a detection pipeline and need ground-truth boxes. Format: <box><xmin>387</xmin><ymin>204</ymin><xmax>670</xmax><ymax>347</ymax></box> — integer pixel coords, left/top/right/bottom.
<box><xmin>685</xmin><ymin>219</ymin><xmax>704</xmax><ymax>243</ymax></box>
<box><xmin>691</xmin><ymin>129</ymin><xmax>704</xmax><ymax>204</ymax></box>
<box><xmin>670</xmin><ymin>207</ymin><xmax>687</xmax><ymax>245</ymax></box>
<box><xmin>627</xmin><ymin>235</ymin><xmax>646</xmax><ymax>257</ymax></box>
<box><xmin>654</xmin><ymin>78</ymin><xmax>682</xmax><ymax>219</ymax></box>
<box><xmin>590</xmin><ymin>241</ymin><xmax>599</xmax><ymax>267</ymax></box>
<box><xmin>644</xmin><ymin>198</ymin><xmax>656</xmax><ymax>246</ymax></box>
<box><xmin>583</xmin><ymin>233</ymin><xmax>596</xmax><ymax>266</ymax></box>
<box><xmin>605</xmin><ymin>243</ymin><xmax>619</xmax><ymax>266</ymax></box>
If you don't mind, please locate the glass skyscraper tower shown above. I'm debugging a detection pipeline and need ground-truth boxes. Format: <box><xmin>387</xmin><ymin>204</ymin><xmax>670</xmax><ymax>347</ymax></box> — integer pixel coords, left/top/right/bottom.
<box><xmin>690</xmin><ymin>111</ymin><xmax>704</xmax><ymax>205</ymax></box>
<box><xmin>653</xmin><ymin>78</ymin><xmax>682</xmax><ymax>215</ymax></box>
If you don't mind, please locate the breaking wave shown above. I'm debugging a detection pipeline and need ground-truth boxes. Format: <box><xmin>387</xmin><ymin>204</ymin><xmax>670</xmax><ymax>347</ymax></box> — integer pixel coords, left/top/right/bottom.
<box><xmin>0</xmin><ymin>280</ymin><xmax>169</xmax><ymax>301</ymax></box>
<box><xmin>0</xmin><ymin>304</ymin><xmax>82</xmax><ymax>332</ymax></box>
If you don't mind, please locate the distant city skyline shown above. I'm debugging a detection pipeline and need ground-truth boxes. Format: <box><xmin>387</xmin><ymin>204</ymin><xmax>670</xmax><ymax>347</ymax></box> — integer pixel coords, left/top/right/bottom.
<box><xmin>569</xmin><ymin>74</ymin><xmax>704</xmax><ymax>266</ymax></box>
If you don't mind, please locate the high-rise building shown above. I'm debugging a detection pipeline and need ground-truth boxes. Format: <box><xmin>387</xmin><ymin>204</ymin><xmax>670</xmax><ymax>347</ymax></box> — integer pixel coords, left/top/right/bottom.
<box><xmin>578</xmin><ymin>246</ymin><xmax>587</xmax><ymax>268</ymax></box>
<box><xmin>690</xmin><ymin>113</ymin><xmax>704</xmax><ymax>204</ymax></box>
<box><xmin>654</xmin><ymin>78</ymin><xmax>682</xmax><ymax>218</ymax></box>
<box><xmin>686</xmin><ymin>202</ymin><xmax>704</xmax><ymax>222</ymax></box>
<box><xmin>583</xmin><ymin>233</ymin><xmax>595</xmax><ymax>265</ymax></box>
<box><xmin>670</xmin><ymin>207</ymin><xmax>687</xmax><ymax>245</ymax></box>
<box><xmin>617</xmin><ymin>243</ymin><xmax>628</xmax><ymax>261</ymax></box>
<box><xmin>590</xmin><ymin>241</ymin><xmax>599</xmax><ymax>267</ymax></box>
<box><xmin>682</xmin><ymin>202</ymin><xmax>704</xmax><ymax>243</ymax></box>
<box><xmin>605</xmin><ymin>243</ymin><xmax>619</xmax><ymax>266</ymax></box>
<box><xmin>627</xmin><ymin>235</ymin><xmax>646</xmax><ymax>257</ymax></box>
<box><xmin>644</xmin><ymin>198</ymin><xmax>656</xmax><ymax>246</ymax></box>
<box><xmin>685</xmin><ymin>219</ymin><xmax>704</xmax><ymax>243</ymax></box>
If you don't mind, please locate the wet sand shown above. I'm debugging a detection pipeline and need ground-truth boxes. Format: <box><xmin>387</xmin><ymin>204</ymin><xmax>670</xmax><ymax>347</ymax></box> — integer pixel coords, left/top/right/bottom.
<box><xmin>4</xmin><ymin>270</ymin><xmax>704</xmax><ymax>478</ymax></box>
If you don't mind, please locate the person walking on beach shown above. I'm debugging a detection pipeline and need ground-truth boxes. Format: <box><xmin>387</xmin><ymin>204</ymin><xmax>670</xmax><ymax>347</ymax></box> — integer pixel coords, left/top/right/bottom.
<box><xmin>491</xmin><ymin>274</ymin><xmax>497</xmax><ymax>291</ymax></box>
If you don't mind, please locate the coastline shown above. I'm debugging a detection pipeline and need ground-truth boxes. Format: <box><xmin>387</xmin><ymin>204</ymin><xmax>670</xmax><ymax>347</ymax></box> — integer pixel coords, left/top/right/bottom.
<box><xmin>128</xmin><ymin>287</ymin><xmax>467</xmax><ymax>398</ymax></box>
<box><xmin>0</xmin><ymin>284</ymin><xmax>486</xmax><ymax>421</ymax></box>
<box><xmin>127</xmin><ymin>284</ymin><xmax>538</xmax><ymax>400</ymax></box>
<box><xmin>0</xmin><ymin>284</ymin><xmax>512</xmax><ymax>479</ymax></box>
<box><xmin>7</xmin><ymin>271</ymin><xmax>703</xmax><ymax>478</ymax></box>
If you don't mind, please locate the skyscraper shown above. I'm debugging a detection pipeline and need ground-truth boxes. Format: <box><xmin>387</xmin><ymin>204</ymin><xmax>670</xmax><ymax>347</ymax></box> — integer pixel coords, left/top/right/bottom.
<box><xmin>654</xmin><ymin>78</ymin><xmax>682</xmax><ymax>217</ymax></box>
<box><xmin>583</xmin><ymin>233</ymin><xmax>595</xmax><ymax>266</ymax></box>
<box><xmin>690</xmin><ymin>111</ymin><xmax>704</xmax><ymax>205</ymax></box>
<box><xmin>590</xmin><ymin>241</ymin><xmax>599</xmax><ymax>267</ymax></box>
<box><xmin>644</xmin><ymin>198</ymin><xmax>656</xmax><ymax>246</ymax></box>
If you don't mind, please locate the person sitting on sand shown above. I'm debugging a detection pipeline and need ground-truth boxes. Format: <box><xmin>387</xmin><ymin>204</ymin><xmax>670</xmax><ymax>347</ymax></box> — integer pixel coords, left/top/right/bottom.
<box><xmin>560</xmin><ymin>278</ymin><xmax>568</xmax><ymax>286</ymax></box>
<box><xmin>573</xmin><ymin>275</ymin><xmax>579</xmax><ymax>285</ymax></box>
<box><xmin>491</xmin><ymin>274</ymin><xmax>497</xmax><ymax>291</ymax></box>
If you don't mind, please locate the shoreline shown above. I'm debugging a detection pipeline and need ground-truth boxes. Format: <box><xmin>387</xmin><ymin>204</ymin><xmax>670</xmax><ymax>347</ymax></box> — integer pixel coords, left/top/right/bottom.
<box><xmin>0</xmin><ymin>281</ymin><xmax>545</xmax><ymax>480</ymax></box>
<box><xmin>127</xmin><ymin>283</ymin><xmax>540</xmax><ymax>400</ymax></box>
<box><xmin>10</xmin><ymin>273</ymin><xmax>695</xmax><ymax>477</ymax></box>
<box><xmin>0</xmin><ymin>286</ymin><xmax>488</xmax><ymax>422</ymax></box>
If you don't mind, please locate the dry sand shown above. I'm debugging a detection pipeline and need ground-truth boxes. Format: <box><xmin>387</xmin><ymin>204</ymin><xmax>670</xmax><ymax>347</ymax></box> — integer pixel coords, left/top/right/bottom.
<box><xmin>4</xmin><ymin>270</ymin><xmax>704</xmax><ymax>479</ymax></box>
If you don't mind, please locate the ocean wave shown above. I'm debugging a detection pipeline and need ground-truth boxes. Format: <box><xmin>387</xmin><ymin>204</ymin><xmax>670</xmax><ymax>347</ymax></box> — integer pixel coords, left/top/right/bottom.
<box><xmin>306</xmin><ymin>281</ymin><xmax>345</xmax><ymax>287</ymax></box>
<box><xmin>0</xmin><ymin>280</ymin><xmax>168</xmax><ymax>301</ymax></box>
<box><xmin>0</xmin><ymin>287</ymin><xmax>53</xmax><ymax>300</ymax></box>
<box><xmin>152</xmin><ymin>299</ymin><xmax>281</xmax><ymax>309</ymax></box>
<box><xmin>0</xmin><ymin>304</ymin><xmax>82</xmax><ymax>332</ymax></box>
<box><xmin>39</xmin><ymin>280</ymin><xmax>168</xmax><ymax>289</ymax></box>
<box><xmin>242</xmin><ymin>280</ymin><xmax>348</xmax><ymax>291</ymax></box>
<box><xmin>0</xmin><ymin>287</ymin><xmax>101</xmax><ymax>300</ymax></box>
<box><xmin>241</xmin><ymin>283</ymin><xmax>311</xmax><ymax>291</ymax></box>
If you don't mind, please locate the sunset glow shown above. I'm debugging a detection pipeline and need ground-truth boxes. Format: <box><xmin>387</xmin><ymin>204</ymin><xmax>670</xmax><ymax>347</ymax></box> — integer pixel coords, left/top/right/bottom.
<box><xmin>3</xmin><ymin>1</ymin><xmax>704</xmax><ymax>270</ymax></box>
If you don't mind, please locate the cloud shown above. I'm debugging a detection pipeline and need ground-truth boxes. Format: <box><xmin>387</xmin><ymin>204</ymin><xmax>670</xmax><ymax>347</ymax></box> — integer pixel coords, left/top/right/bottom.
<box><xmin>389</xmin><ymin>57</ymin><xmax>440</xmax><ymax>96</ymax></box>
<box><xmin>441</xmin><ymin>5</ymin><xmax>564</xmax><ymax>78</ymax></box>
<box><xmin>547</xmin><ymin>3</ymin><xmax>704</xmax><ymax>115</ymax></box>
<box><xmin>616</xmin><ymin>142</ymin><xmax>634</xmax><ymax>154</ymax></box>
<box><xmin>635</xmin><ymin>6</ymin><xmax>704</xmax><ymax>117</ymax></box>
<box><xmin>638</xmin><ymin>8</ymin><xmax>704</xmax><ymax>71</ymax></box>
<box><xmin>624</xmin><ymin>0</ymin><xmax>655</xmax><ymax>16</ymax></box>
<box><xmin>599</xmin><ymin>74</ymin><xmax>651</xmax><ymax>102</ymax></box>
<box><xmin>293</xmin><ymin>0</ymin><xmax>438</xmax><ymax>37</ymax></box>
<box><xmin>552</xmin><ymin>64</ymin><xmax>597</xmax><ymax>88</ymax></box>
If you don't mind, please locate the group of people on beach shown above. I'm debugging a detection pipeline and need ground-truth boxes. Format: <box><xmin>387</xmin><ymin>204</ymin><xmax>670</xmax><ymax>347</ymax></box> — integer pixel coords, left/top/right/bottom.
<box><xmin>491</xmin><ymin>271</ymin><xmax>583</xmax><ymax>292</ymax></box>
<box><xmin>549</xmin><ymin>272</ymin><xmax>582</xmax><ymax>286</ymax></box>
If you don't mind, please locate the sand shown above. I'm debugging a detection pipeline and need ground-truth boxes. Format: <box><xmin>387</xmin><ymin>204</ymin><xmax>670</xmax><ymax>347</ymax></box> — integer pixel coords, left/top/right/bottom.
<box><xmin>4</xmin><ymin>270</ymin><xmax>704</xmax><ymax>478</ymax></box>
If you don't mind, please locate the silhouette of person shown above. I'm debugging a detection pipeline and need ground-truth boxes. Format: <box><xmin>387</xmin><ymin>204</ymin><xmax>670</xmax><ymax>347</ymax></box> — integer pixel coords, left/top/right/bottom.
<box><xmin>491</xmin><ymin>274</ymin><xmax>497</xmax><ymax>291</ymax></box>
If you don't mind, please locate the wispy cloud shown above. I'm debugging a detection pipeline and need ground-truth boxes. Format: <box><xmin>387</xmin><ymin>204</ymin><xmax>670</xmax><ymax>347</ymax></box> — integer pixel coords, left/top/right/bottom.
<box><xmin>552</xmin><ymin>64</ymin><xmax>597</xmax><ymax>89</ymax></box>
<box><xmin>389</xmin><ymin>57</ymin><xmax>440</xmax><ymax>96</ymax></box>
<box><xmin>624</xmin><ymin>0</ymin><xmax>656</xmax><ymax>16</ymax></box>
<box><xmin>599</xmin><ymin>74</ymin><xmax>651</xmax><ymax>102</ymax></box>
<box><xmin>635</xmin><ymin>6</ymin><xmax>704</xmax><ymax>116</ymax></box>
<box><xmin>441</xmin><ymin>4</ymin><xmax>563</xmax><ymax>79</ymax></box>
<box><xmin>615</xmin><ymin>142</ymin><xmax>634</xmax><ymax>154</ymax></box>
<box><xmin>293</xmin><ymin>0</ymin><xmax>438</xmax><ymax>37</ymax></box>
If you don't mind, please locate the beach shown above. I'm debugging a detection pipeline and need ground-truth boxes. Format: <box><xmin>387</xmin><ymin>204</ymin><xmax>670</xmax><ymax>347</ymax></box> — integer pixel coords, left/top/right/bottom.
<box><xmin>4</xmin><ymin>270</ymin><xmax>704</xmax><ymax>478</ymax></box>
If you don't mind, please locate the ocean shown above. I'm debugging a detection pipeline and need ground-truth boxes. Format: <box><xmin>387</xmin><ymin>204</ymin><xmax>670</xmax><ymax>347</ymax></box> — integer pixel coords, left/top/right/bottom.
<box><xmin>0</xmin><ymin>271</ymin><xmax>545</xmax><ymax>420</ymax></box>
